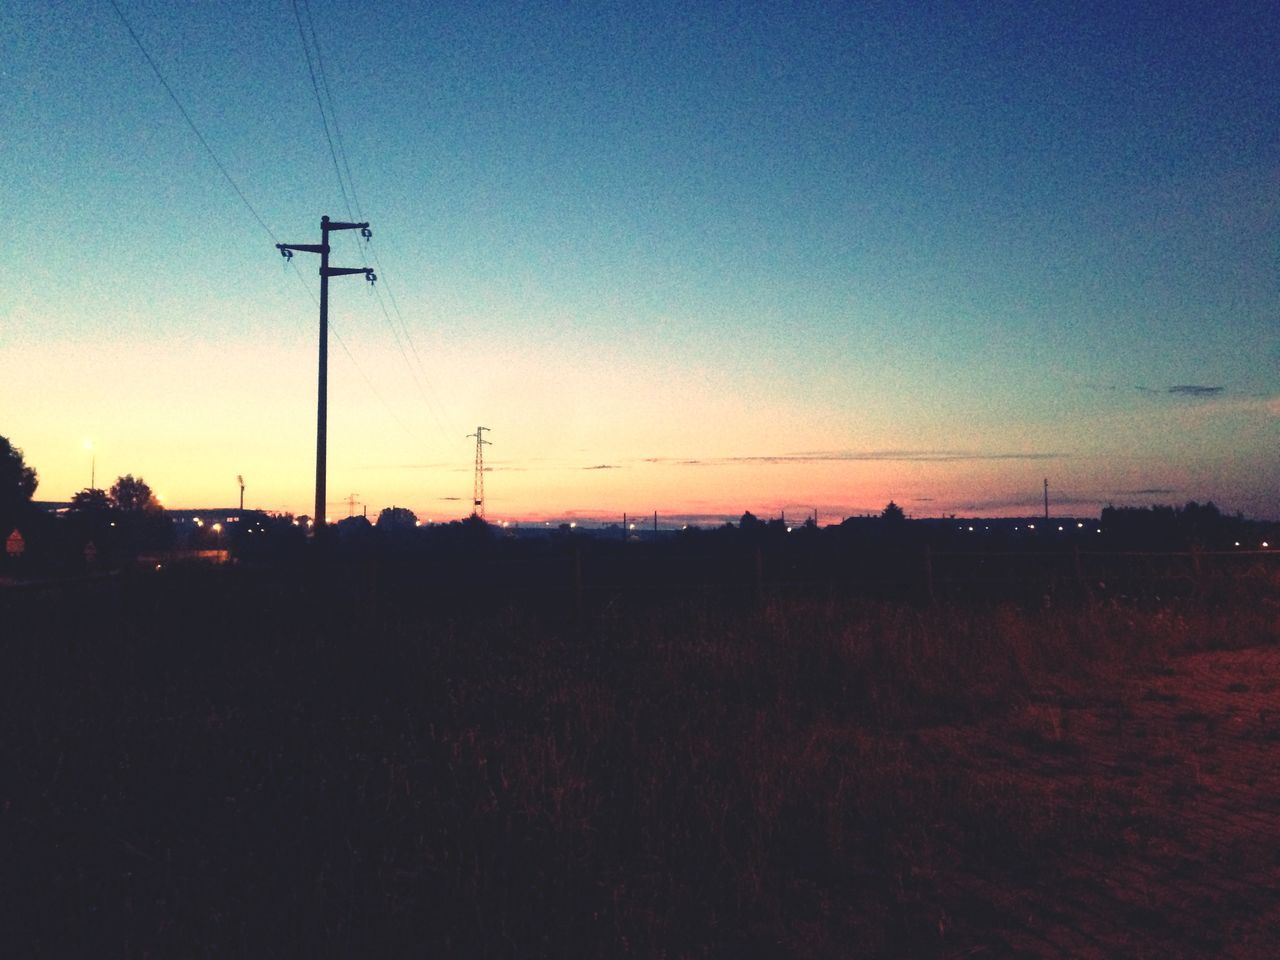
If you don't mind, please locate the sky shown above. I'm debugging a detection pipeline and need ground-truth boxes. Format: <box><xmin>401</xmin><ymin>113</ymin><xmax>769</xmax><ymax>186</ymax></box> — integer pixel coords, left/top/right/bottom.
<box><xmin>2</xmin><ymin>0</ymin><xmax>1278</xmax><ymax>523</ymax></box>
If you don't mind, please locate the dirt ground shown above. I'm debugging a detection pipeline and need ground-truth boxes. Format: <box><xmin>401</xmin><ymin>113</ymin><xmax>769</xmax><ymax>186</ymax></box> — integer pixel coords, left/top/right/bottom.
<box><xmin>916</xmin><ymin>645</ymin><xmax>1280</xmax><ymax>959</ymax></box>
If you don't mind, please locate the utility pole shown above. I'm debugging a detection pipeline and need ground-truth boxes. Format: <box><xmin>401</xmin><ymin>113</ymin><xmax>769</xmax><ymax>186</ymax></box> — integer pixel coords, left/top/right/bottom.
<box><xmin>345</xmin><ymin>493</ymin><xmax>360</xmax><ymax>517</ymax></box>
<box><xmin>237</xmin><ymin>475</ymin><xmax>245</xmax><ymax>512</ymax></box>
<box><xmin>468</xmin><ymin>426</ymin><xmax>491</xmax><ymax>518</ymax></box>
<box><xmin>277</xmin><ymin>216</ymin><xmax>375</xmax><ymax>535</ymax></box>
<box><xmin>1044</xmin><ymin>478</ymin><xmax>1049</xmax><ymax>520</ymax></box>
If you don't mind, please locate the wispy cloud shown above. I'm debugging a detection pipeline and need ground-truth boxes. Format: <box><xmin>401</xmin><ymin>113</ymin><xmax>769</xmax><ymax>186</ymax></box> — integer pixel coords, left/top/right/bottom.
<box><xmin>642</xmin><ymin>450</ymin><xmax>1062</xmax><ymax>467</ymax></box>
<box><xmin>582</xmin><ymin>464</ymin><xmax>620</xmax><ymax>470</ymax></box>
<box><xmin>1138</xmin><ymin>383</ymin><xmax>1226</xmax><ymax>397</ymax></box>
<box><xmin>952</xmin><ymin>493</ymin><xmax>1100</xmax><ymax>513</ymax></box>
<box><xmin>1117</xmin><ymin>488</ymin><xmax>1177</xmax><ymax>496</ymax></box>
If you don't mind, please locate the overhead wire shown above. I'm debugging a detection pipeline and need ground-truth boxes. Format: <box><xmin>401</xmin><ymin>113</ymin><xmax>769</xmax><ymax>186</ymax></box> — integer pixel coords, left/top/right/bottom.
<box><xmin>296</xmin><ymin>0</ymin><xmax>457</xmax><ymax>438</ymax></box>
<box><xmin>104</xmin><ymin>0</ymin><xmax>431</xmax><ymax>449</ymax></box>
<box><xmin>300</xmin><ymin>0</ymin><xmax>364</xmax><ymax>226</ymax></box>
<box><xmin>106</xmin><ymin>0</ymin><xmax>279</xmax><ymax>245</ymax></box>
<box><xmin>288</xmin><ymin>0</ymin><xmax>355</xmax><ymax>224</ymax></box>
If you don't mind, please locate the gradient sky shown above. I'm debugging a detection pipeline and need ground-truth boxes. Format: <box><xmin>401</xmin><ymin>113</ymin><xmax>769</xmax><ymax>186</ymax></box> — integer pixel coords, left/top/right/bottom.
<box><xmin>3</xmin><ymin>1</ymin><xmax>1278</xmax><ymax>522</ymax></box>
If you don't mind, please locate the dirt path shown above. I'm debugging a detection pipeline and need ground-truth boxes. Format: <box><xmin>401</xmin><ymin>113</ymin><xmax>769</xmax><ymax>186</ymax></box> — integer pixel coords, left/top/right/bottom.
<box><xmin>927</xmin><ymin>646</ymin><xmax>1280</xmax><ymax>958</ymax></box>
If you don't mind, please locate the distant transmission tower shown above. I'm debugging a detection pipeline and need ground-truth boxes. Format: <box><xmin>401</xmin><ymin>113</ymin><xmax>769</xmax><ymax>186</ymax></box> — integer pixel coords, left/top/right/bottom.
<box><xmin>468</xmin><ymin>426</ymin><xmax>492</xmax><ymax>518</ymax></box>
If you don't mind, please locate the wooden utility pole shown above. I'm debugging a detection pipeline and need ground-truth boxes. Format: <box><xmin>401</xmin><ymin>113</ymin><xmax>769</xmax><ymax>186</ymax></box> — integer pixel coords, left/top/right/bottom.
<box><xmin>277</xmin><ymin>216</ymin><xmax>375</xmax><ymax>533</ymax></box>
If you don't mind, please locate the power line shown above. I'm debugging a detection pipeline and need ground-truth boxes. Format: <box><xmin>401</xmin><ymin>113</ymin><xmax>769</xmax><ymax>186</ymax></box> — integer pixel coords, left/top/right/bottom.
<box><xmin>106</xmin><ymin>0</ymin><xmax>280</xmax><ymax>244</ymax></box>
<box><xmin>104</xmin><ymin>0</ymin><xmax>433</xmax><ymax>452</ymax></box>
<box><xmin>301</xmin><ymin>0</ymin><xmax>364</xmax><ymax>224</ymax></box>
<box><xmin>288</xmin><ymin>0</ymin><xmax>354</xmax><ymax>224</ymax></box>
<box><xmin>289</xmin><ymin>1</ymin><xmax>457</xmax><ymax>440</ymax></box>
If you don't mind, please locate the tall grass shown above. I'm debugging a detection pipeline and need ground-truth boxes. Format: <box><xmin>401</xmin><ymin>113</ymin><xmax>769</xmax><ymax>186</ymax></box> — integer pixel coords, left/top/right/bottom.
<box><xmin>1</xmin><ymin>567</ymin><xmax>1276</xmax><ymax>956</ymax></box>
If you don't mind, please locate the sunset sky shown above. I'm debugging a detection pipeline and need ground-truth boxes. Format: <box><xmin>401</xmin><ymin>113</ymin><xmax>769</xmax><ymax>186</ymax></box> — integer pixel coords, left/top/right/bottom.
<box><xmin>3</xmin><ymin>1</ymin><xmax>1277</xmax><ymax>522</ymax></box>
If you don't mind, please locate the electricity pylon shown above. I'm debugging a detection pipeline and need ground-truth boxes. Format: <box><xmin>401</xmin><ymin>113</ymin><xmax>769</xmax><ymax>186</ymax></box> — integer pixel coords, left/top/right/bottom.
<box><xmin>276</xmin><ymin>216</ymin><xmax>375</xmax><ymax>533</ymax></box>
<box><xmin>468</xmin><ymin>426</ymin><xmax>491</xmax><ymax>518</ymax></box>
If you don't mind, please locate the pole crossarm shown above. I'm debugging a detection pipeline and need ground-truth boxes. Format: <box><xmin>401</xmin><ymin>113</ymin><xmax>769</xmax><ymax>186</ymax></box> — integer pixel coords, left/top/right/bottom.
<box><xmin>323</xmin><ymin>266</ymin><xmax>375</xmax><ymax>278</ymax></box>
<box><xmin>277</xmin><ymin>242</ymin><xmax>326</xmax><ymax>255</ymax></box>
<box><xmin>323</xmin><ymin>219</ymin><xmax>369</xmax><ymax>233</ymax></box>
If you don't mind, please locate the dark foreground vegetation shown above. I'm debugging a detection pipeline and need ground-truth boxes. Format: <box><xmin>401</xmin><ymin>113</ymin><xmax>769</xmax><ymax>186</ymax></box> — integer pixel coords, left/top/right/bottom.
<box><xmin>3</xmin><ymin>562</ymin><xmax>1279</xmax><ymax>957</ymax></box>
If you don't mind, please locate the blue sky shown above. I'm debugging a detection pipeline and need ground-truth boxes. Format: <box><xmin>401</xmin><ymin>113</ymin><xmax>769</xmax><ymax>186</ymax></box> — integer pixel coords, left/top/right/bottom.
<box><xmin>2</xmin><ymin>1</ymin><xmax>1277</xmax><ymax>519</ymax></box>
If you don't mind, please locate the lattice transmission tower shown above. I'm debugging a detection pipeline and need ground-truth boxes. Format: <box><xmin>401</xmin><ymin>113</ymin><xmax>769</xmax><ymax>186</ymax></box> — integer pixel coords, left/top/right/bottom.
<box><xmin>468</xmin><ymin>426</ymin><xmax>492</xmax><ymax>518</ymax></box>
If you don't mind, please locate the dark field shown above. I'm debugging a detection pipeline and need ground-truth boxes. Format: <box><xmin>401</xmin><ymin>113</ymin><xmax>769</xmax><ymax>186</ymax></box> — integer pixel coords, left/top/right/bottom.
<box><xmin>3</xmin><ymin>563</ymin><xmax>1279</xmax><ymax>957</ymax></box>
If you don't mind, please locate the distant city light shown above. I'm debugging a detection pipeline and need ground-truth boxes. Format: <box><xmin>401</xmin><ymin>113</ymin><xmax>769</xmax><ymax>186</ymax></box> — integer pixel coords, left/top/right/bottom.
<box><xmin>1263</xmin><ymin>542</ymin><xmax>1271</xmax><ymax>549</ymax></box>
<box><xmin>1028</xmin><ymin>524</ymin><xmax>1035</xmax><ymax>530</ymax></box>
<box><xmin>1076</xmin><ymin>522</ymin><xmax>1084</xmax><ymax>528</ymax></box>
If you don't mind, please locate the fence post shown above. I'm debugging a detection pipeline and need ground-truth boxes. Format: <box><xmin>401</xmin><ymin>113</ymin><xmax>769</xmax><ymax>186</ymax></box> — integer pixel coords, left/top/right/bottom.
<box><xmin>573</xmin><ymin>545</ymin><xmax>583</xmax><ymax>623</ymax></box>
<box><xmin>754</xmin><ymin>546</ymin><xmax>764</xmax><ymax>607</ymax></box>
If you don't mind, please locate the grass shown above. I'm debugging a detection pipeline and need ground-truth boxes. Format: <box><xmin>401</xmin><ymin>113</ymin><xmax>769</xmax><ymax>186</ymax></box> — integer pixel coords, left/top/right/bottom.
<box><xmin>2</xmin><ymin>563</ymin><xmax>1277</xmax><ymax>956</ymax></box>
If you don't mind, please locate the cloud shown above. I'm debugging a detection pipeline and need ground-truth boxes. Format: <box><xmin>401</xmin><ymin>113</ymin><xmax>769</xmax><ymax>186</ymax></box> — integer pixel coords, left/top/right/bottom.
<box><xmin>952</xmin><ymin>493</ymin><xmax>1101</xmax><ymax>513</ymax></box>
<box><xmin>437</xmin><ymin>496</ymin><xmax>463</xmax><ymax>501</ymax></box>
<box><xmin>1167</xmin><ymin>385</ymin><xmax>1224</xmax><ymax>396</ymax></box>
<box><xmin>642</xmin><ymin>450</ymin><xmax>1062</xmax><ymax>467</ymax></box>
<box><xmin>582</xmin><ymin>464</ymin><xmax>620</xmax><ymax>470</ymax></box>
<box><xmin>1117</xmin><ymin>488</ymin><xmax>1177</xmax><ymax>496</ymax></box>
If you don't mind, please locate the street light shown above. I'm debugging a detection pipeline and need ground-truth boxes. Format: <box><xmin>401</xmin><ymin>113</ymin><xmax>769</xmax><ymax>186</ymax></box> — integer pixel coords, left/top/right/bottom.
<box><xmin>83</xmin><ymin>439</ymin><xmax>95</xmax><ymax>490</ymax></box>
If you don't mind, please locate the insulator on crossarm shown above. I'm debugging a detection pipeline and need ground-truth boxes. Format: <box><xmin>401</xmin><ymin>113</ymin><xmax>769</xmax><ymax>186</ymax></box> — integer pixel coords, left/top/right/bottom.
<box><xmin>361</xmin><ymin>227</ymin><xmax>372</xmax><ymax>241</ymax></box>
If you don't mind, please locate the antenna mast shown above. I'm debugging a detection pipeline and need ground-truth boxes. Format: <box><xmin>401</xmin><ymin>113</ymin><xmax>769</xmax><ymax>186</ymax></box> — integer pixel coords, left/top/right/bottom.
<box><xmin>468</xmin><ymin>426</ymin><xmax>492</xmax><ymax>518</ymax></box>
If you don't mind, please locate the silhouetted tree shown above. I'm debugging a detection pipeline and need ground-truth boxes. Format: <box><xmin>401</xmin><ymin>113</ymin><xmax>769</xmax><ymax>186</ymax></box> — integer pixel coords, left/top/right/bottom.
<box><xmin>1</xmin><ymin>435</ymin><xmax>38</xmax><ymax>534</ymax></box>
<box><xmin>109</xmin><ymin>474</ymin><xmax>158</xmax><ymax>513</ymax></box>
<box><xmin>881</xmin><ymin>501</ymin><xmax>905</xmax><ymax>523</ymax></box>
<box><xmin>376</xmin><ymin>506</ymin><xmax>418</xmax><ymax>531</ymax></box>
<box><xmin>739</xmin><ymin>511</ymin><xmax>761</xmax><ymax>530</ymax></box>
<box><xmin>69</xmin><ymin>487</ymin><xmax>112</xmax><ymax>514</ymax></box>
